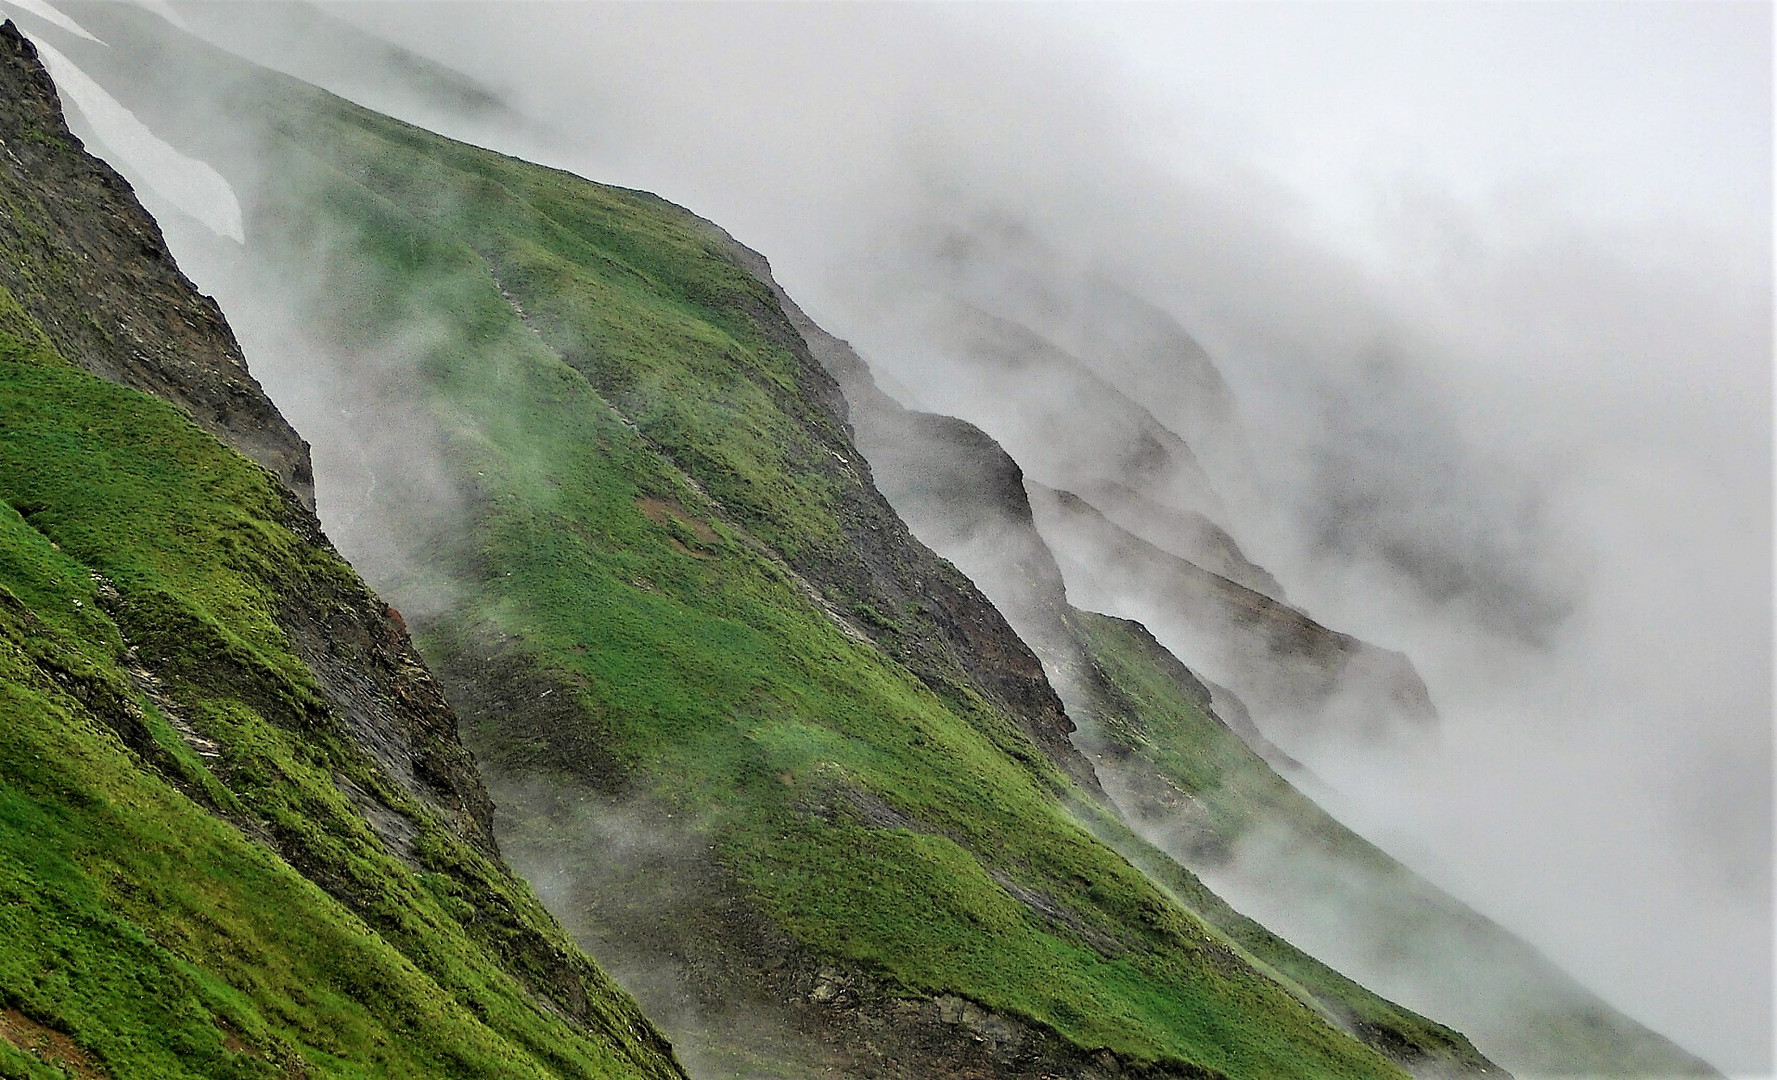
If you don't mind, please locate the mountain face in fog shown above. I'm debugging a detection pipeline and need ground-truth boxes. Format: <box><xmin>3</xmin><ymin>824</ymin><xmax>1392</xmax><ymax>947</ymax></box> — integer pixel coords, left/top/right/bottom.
<box><xmin>757</xmin><ymin>240</ymin><xmax>1721</xmax><ymax>1079</ymax></box>
<box><xmin>1</xmin><ymin>2</ymin><xmax>1764</xmax><ymax>1078</ymax></box>
<box><xmin>12</xmin><ymin>8</ymin><xmax>1511</xmax><ymax>1078</ymax></box>
<box><xmin>839</xmin><ymin>242</ymin><xmax>1444</xmax><ymax>760</ymax></box>
<box><xmin>0</xmin><ymin>24</ymin><xmax>688</xmax><ymax>1078</ymax></box>
<box><xmin>0</xmin><ymin>34</ymin><xmax>313</xmax><ymax>508</ymax></box>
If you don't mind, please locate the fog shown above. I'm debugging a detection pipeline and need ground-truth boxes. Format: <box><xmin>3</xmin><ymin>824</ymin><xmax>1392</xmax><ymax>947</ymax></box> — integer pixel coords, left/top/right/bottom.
<box><xmin>15</xmin><ymin>1</ymin><xmax>1768</xmax><ymax>1073</ymax></box>
<box><xmin>289</xmin><ymin>6</ymin><xmax>1766</xmax><ymax>1069</ymax></box>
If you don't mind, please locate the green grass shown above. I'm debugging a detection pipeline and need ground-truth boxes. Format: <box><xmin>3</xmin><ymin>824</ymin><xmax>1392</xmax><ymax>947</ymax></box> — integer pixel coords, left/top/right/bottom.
<box><xmin>218</xmin><ymin>89</ymin><xmax>1428</xmax><ymax>1080</ymax></box>
<box><xmin>1070</xmin><ymin>608</ymin><xmax>1719</xmax><ymax>1077</ymax></box>
<box><xmin>4</xmin><ymin>13</ymin><xmax>1713</xmax><ymax>1075</ymax></box>
<box><xmin>1066</xmin><ymin>611</ymin><xmax>1496</xmax><ymax>1070</ymax></box>
<box><xmin>0</xmin><ymin>282</ymin><xmax>682</xmax><ymax>1079</ymax></box>
<box><xmin>1071</xmin><ymin>610</ymin><xmax>1399</xmax><ymax>866</ymax></box>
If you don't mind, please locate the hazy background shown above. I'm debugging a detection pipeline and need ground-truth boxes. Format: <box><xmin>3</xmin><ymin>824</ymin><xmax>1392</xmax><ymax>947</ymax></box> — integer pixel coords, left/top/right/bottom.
<box><xmin>21</xmin><ymin>1</ymin><xmax>1767</xmax><ymax>1072</ymax></box>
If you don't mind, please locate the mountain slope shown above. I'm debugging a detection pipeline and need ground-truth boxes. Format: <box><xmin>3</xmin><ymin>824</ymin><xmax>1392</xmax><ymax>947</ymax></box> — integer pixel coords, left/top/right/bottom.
<box><xmin>886</xmin><ymin>220</ymin><xmax>1252</xmax><ymax>500</ymax></box>
<box><xmin>0</xmin><ymin>22</ymin><xmax>686</xmax><ymax>1079</ymax></box>
<box><xmin>17</xmin><ymin>8</ymin><xmax>1508</xmax><ymax>1078</ymax></box>
<box><xmin>19</xmin><ymin>7</ymin><xmax>1718</xmax><ymax>1078</ymax></box>
<box><xmin>1069</xmin><ymin>611</ymin><xmax>1718</xmax><ymax>1080</ymax></box>
<box><xmin>891</xmin><ymin>300</ymin><xmax>1233</xmax><ymax>542</ymax></box>
<box><xmin>243</xmin><ymin>82</ymin><xmax>1409</xmax><ymax>1080</ymax></box>
<box><xmin>781</xmin><ymin>279</ymin><xmax>1718</xmax><ymax>1078</ymax></box>
<box><xmin>752</xmin><ymin>286</ymin><xmax>1500</xmax><ymax>1077</ymax></box>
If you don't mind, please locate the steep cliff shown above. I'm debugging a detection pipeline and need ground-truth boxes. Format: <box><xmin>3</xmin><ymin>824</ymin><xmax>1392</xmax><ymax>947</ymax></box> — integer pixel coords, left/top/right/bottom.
<box><xmin>1030</xmin><ymin>484</ymin><xmax>1438</xmax><ymax>752</ymax></box>
<box><xmin>892</xmin><ymin>300</ymin><xmax>1235</xmax><ymax>545</ymax></box>
<box><xmin>0</xmin><ymin>23</ymin><xmax>687</xmax><ymax>1079</ymax></box>
<box><xmin>0</xmin><ymin>22</ymin><xmax>312</xmax><ymax>509</ymax></box>
<box><xmin>774</xmin><ymin>248</ymin><xmax>1717</xmax><ymax>1078</ymax></box>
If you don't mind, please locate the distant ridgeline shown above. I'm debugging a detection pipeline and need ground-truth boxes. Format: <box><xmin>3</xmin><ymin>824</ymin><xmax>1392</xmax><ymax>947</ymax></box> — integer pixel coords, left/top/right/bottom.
<box><xmin>0</xmin><ymin>4</ymin><xmax>1724</xmax><ymax>1079</ymax></box>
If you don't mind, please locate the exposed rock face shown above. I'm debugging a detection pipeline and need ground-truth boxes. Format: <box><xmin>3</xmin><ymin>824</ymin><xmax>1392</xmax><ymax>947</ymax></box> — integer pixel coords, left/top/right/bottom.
<box><xmin>0</xmin><ymin>23</ymin><xmax>314</xmax><ymax>508</ymax></box>
<box><xmin>849</xmin><ymin>407</ymin><xmax>1082</xmax><ymax>682</ymax></box>
<box><xmin>920</xmin><ymin>302</ymin><xmax>1231</xmax><ymax>528</ymax></box>
<box><xmin>1070</xmin><ymin>478</ymin><xmax>1284</xmax><ymax>599</ymax></box>
<box><xmin>890</xmin><ymin>223</ymin><xmax>1252</xmax><ymax>500</ymax></box>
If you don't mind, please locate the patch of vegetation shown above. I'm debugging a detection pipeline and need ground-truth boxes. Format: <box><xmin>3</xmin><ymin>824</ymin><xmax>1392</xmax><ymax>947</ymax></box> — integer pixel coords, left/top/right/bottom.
<box><xmin>0</xmin><ymin>282</ymin><xmax>682</xmax><ymax>1079</ymax></box>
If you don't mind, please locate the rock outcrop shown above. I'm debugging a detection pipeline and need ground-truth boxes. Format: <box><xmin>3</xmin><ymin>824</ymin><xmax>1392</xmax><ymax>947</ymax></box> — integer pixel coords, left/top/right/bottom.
<box><xmin>0</xmin><ymin>22</ymin><xmax>313</xmax><ymax>507</ymax></box>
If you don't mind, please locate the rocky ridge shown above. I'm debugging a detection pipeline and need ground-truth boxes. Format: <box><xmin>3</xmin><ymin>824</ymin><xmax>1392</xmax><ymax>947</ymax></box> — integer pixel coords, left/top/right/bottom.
<box><xmin>0</xmin><ymin>22</ymin><xmax>313</xmax><ymax>508</ymax></box>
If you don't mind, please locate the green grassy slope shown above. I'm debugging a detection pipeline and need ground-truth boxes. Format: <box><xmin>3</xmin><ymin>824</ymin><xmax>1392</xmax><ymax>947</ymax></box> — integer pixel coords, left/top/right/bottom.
<box><xmin>784</xmin><ymin>342</ymin><xmax>1501</xmax><ymax>1076</ymax></box>
<box><xmin>1069</xmin><ymin>609</ymin><xmax>1719</xmax><ymax>1078</ymax></box>
<box><xmin>3</xmin><ymin>7</ymin><xmax>1712</xmax><ymax>1077</ymax></box>
<box><xmin>0</xmin><ymin>282</ymin><xmax>684</xmax><ymax>1079</ymax></box>
<box><xmin>1070</xmin><ymin>611</ymin><xmax>1492</xmax><ymax>1054</ymax></box>
<box><xmin>17</xmin><ymin>8</ymin><xmax>1499</xmax><ymax>1074</ymax></box>
<box><xmin>241</xmin><ymin>96</ymin><xmax>1422</xmax><ymax>1078</ymax></box>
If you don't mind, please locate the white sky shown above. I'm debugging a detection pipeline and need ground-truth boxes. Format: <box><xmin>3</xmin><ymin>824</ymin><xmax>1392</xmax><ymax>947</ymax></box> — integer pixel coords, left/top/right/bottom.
<box><xmin>1040</xmin><ymin>3</ymin><xmax>1769</xmax><ymax>240</ymax></box>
